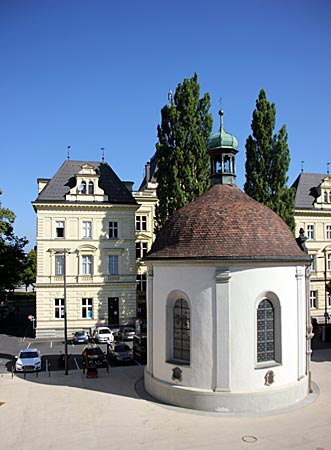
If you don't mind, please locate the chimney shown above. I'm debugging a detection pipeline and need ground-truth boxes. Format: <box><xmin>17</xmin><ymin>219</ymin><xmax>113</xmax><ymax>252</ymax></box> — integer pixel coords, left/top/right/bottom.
<box><xmin>145</xmin><ymin>162</ymin><xmax>151</xmax><ymax>182</ymax></box>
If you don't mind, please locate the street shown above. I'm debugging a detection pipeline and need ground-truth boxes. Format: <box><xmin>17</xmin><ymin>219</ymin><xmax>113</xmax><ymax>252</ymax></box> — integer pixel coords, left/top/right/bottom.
<box><xmin>0</xmin><ymin>300</ymin><xmax>139</xmax><ymax>375</ymax></box>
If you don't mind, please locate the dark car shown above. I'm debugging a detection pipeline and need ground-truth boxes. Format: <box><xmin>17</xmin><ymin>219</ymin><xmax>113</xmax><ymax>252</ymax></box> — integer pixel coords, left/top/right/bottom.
<box><xmin>109</xmin><ymin>343</ymin><xmax>134</xmax><ymax>364</ymax></box>
<box><xmin>82</xmin><ymin>344</ymin><xmax>108</xmax><ymax>368</ymax></box>
<box><xmin>72</xmin><ymin>330</ymin><xmax>89</xmax><ymax>344</ymax></box>
<box><xmin>132</xmin><ymin>334</ymin><xmax>147</xmax><ymax>362</ymax></box>
<box><xmin>118</xmin><ymin>326</ymin><xmax>136</xmax><ymax>341</ymax></box>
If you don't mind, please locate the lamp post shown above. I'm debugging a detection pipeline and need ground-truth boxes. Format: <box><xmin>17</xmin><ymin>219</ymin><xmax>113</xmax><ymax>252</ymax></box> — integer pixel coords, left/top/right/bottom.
<box><xmin>53</xmin><ymin>248</ymin><xmax>70</xmax><ymax>375</ymax></box>
<box><xmin>63</xmin><ymin>249</ymin><xmax>68</xmax><ymax>375</ymax></box>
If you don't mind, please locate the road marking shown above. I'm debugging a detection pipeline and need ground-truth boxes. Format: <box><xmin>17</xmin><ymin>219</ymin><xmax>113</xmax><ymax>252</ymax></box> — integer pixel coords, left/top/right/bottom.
<box><xmin>27</xmin><ymin>342</ymin><xmax>31</xmax><ymax>349</ymax></box>
<box><xmin>74</xmin><ymin>357</ymin><xmax>80</xmax><ymax>370</ymax></box>
<box><xmin>50</xmin><ymin>341</ymin><xmax>53</xmax><ymax>348</ymax></box>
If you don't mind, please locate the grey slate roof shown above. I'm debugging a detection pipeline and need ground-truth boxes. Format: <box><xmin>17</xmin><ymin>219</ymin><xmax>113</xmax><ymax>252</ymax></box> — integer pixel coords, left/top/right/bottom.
<box><xmin>138</xmin><ymin>153</ymin><xmax>158</xmax><ymax>191</ymax></box>
<box><xmin>35</xmin><ymin>160</ymin><xmax>137</xmax><ymax>205</ymax></box>
<box><xmin>291</xmin><ymin>172</ymin><xmax>329</xmax><ymax>209</ymax></box>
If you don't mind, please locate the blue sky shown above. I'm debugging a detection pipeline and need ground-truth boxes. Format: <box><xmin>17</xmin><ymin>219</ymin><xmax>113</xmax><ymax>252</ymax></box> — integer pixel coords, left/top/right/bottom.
<box><xmin>0</xmin><ymin>0</ymin><xmax>330</xmax><ymax>250</ymax></box>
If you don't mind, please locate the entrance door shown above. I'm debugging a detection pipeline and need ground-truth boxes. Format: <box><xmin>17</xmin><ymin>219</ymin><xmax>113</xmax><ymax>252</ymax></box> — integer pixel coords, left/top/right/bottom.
<box><xmin>108</xmin><ymin>297</ymin><xmax>119</xmax><ymax>325</ymax></box>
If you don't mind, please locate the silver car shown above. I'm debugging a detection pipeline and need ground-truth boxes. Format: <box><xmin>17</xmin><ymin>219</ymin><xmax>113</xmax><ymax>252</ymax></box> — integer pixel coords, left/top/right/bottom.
<box><xmin>15</xmin><ymin>348</ymin><xmax>42</xmax><ymax>372</ymax></box>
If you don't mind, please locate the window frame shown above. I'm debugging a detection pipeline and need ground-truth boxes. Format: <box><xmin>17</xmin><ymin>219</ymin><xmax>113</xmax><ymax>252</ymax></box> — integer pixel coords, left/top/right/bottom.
<box><xmin>108</xmin><ymin>255</ymin><xmax>119</xmax><ymax>275</ymax></box>
<box><xmin>326</xmin><ymin>225</ymin><xmax>331</xmax><ymax>240</ymax></box>
<box><xmin>82</xmin><ymin>220</ymin><xmax>92</xmax><ymax>239</ymax></box>
<box><xmin>136</xmin><ymin>215</ymin><xmax>147</xmax><ymax>232</ymax></box>
<box><xmin>307</xmin><ymin>225</ymin><xmax>314</xmax><ymax>240</ymax></box>
<box><xmin>54</xmin><ymin>298</ymin><xmax>64</xmax><ymax>319</ymax></box>
<box><xmin>255</xmin><ymin>294</ymin><xmax>281</xmax><ymax>368</ymax></box>
<box><xmin>88</xmin><ymin>181</ymin><xmax>94</xmax><ymax>194</ymax></box>
<box><xmin>136</xmin><ymin>273</ymin><xmax>146</xmax><ymax>292</ymax></box>
<box><xmin>136</xmin><ymin>241</ymin><xmax>148</xmax><ymax>259</ymax></box>
<box><xmin>166</xmin><ymin>293</ymin><xmax>191</xmax><ymax>365</ymax></box>
<box><xmin>310</xmin><ymin>290</ymin><xmax>317</xmax><ymax>309</ymax></box>
<box><xmin>82</xmin><ymin>298</ymin><xmax>93</xmax><ymax>319</ymax></box>
<box><xmin>327</xmin><ymin>254</ymin><xmax>331</xmax><ymax>271</ymax></box>
<box><xmin>109</xmin><ymin>221</ymin><xmax>118</xmax><ymax>239</ymax></box>
<box><xmin>55</xmin><ymin>221</ymin><xmax>65</xmax><ymax>238</ymax></box>
<box><xmin>82</xmin><ymin>255</ymin><xmax>93</xmax><ymax>275</ymax></box>
<box><xmin>55</xmin><ymin>255</ymin><xmax>64</xmax><ymax>276</ymax></box>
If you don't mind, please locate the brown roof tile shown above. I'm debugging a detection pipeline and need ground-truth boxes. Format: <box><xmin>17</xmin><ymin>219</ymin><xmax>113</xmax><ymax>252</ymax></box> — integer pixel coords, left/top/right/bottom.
<box><xmin>146</xmin><ymin>184</ymin><xmax>309</xmax><ymax>262</ymax></box>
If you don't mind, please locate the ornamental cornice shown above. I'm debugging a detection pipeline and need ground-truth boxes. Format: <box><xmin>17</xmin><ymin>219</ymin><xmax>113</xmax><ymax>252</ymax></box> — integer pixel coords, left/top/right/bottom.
<box><xmin>32</xmin><ymin>202</ymin><xmax>137</xmax><ymax>211</ymax></box>
<box><xmin>294</xmin><ymin>209</ymin><xmax>331</xmax><ymax>217</ymax></box>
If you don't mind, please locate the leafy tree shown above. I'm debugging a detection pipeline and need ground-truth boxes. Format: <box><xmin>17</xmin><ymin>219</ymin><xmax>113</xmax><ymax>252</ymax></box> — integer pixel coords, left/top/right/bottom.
<box><xmin>0</xmin><ymin>189</ymin><xmax>28</xmax><ymax>294</ymax></box>
<box><xmin>244</xmin><ymin>89</ymin><xmax>295</xmax><ymax>232</ymax></box>
<box><xmin>155</xmin><ymin>72</ymin><xmax>212</xmax><ymax>231</ymax></box>
<box><xmin>20</xmin><ymin>248</ymin><xmax>36</xmax><ymax>290</ymax></box>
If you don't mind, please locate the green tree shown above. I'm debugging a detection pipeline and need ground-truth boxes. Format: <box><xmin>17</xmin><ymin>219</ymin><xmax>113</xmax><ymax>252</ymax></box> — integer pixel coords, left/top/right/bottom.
<box><xmin>155</xmin><ymin>72</ymin><xmax>212</xmax><ymax>231</ymax></box>
<box><xmin>0</xmin><ymin>189</ymin><xmax>28</xmax><ymax>294</ymax></box>
<box><xmin>244</xmin><ymin>89</ymin><xmax>295</xmax><ymax>232</ymax></box>
<box><xmin>20</xmin><ymin>248</ymin><xmax>36</xmax><ymax>290</ymax></box>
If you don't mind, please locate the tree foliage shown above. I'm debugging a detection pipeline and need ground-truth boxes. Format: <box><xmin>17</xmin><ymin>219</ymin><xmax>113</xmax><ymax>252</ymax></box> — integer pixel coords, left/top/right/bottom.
<box><xmin>155</xmin><ymin>73</ymin><xmax>212</xmax><ymax>232</ymax></box>
<box><xmin>20</xmin><ymin>248</ymin><xmax>36</xmax><ymax>290</ymax></box>
<box><xmin>0</xmin><ymin>189</ymin><xmax>28</xmax><ymax>294</ymax></box>
<box><xmin>244</xmin><ymin>89</ymin><xmax>295</xmax><ymax>232</ymax></box>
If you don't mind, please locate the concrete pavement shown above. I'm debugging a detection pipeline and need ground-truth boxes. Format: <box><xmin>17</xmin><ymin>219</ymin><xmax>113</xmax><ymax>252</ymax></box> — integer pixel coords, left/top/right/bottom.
<box><xmin>0</xmin><ymin>349</ymin><xmax>330</xmax><ymax>450</ymax></box>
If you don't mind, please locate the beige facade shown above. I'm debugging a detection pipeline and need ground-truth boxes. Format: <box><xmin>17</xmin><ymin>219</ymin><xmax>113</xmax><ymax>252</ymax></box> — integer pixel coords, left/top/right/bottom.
<box><xmin>33</xmin><ymin>161</ymin><xmax>138</xmax><ymax>338</ymax></box>
<box><xmin>133</xmin><ymin>161</ymin><xmax>158</xmax><ymax>321</ymax></box>
<box><xmin>293</xmin><ymin>173</ymin><xmax>331</xmax><ymax>323</ymax></box>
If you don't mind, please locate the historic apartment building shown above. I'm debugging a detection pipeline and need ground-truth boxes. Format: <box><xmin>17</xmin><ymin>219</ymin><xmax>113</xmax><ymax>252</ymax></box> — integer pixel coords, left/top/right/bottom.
<box><xmin>32</xmin><ymin>160</ymin><xmax>138</xmax><ymax>338</ymax></box>
<box><xmin>133</xmin><ymin>155</ymin><xmax>158</xmax><ymax>322</ymax></box>
<box><xmin>292</xmin><ymin>172</ymin><xmax>331</xmax><ymax>323</ymax></box>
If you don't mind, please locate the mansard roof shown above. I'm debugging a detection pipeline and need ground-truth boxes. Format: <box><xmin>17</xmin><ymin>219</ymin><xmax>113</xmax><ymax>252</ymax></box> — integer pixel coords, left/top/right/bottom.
<box><xmin>292</xmin><ymin>172</ymin><xmax>330</xmax><ymax>209</ymax></box>
<box><xmin>34</xmin><ymin>160</ymin><xmax>136</xmax><ymax>205</ymax></box>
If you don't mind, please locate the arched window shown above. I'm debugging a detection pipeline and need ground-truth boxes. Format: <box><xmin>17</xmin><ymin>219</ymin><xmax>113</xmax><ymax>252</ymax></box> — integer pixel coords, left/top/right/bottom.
<box><xmin>173</xmin><ymin>298</ymin><xmax>190</xmax><ymax>362</ymax></box>
<box><xmin>257</xmin><ymin>299</ymin><xmax>275</xmax><ymax>363</ymax></box>
<box><xmin>81</xmin><ymin>181</ymin><xmax>87</xmax><ymax>194</ymax></box>
<box><xmin>88</xmin><ymin>181</ymin><xmax>94</xmax><ymax>194</ymax></box>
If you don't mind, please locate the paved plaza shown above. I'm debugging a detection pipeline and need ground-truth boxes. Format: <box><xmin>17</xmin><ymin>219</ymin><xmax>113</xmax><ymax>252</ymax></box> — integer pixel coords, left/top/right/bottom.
<box><xmin>0</xmin><ymin>348</ymin><xmax>330</xmax><ymax>450</ymax></box>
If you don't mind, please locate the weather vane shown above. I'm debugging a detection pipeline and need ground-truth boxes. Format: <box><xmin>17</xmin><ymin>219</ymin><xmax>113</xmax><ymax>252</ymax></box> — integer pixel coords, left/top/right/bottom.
<box><xmin>327</xmin><ymin>162</ymin><xmax>330</xmax><ymax>174</ymax></box>
<box><xmin>101</xmin><ymin>147</ymin><xmax>105</xmax><ymax>163</ymax></box>
<box><xmin>301</xmin><ymin>161</ymin><xmax>304</xmax><ymax>173</ymax></box>
<box><xmin>67</xmin><ymin>145</ymin><xmax>71</xmax><ymax>160</ymax></box>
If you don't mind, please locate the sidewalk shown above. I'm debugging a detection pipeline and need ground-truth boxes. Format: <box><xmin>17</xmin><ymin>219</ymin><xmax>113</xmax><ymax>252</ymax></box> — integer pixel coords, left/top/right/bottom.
<box><xmin>0</xmin><ymin>349</ymin><xmax>330</xmax><ymax>450</ymax></box>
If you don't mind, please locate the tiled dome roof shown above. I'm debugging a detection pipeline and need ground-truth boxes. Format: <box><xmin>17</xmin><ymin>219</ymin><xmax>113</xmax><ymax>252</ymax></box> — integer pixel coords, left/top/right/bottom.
<box><xmin>146</xmin><ymin>184</ymin><xmax>308</xmax><ymax>261</ymax></box>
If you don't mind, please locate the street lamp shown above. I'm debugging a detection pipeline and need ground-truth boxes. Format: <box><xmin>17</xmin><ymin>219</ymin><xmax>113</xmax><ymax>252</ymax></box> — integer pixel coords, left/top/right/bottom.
<box><xmin>53</xmin><ymin>248</ymin><xmax>71</xmax><ymax>375</ymax></box>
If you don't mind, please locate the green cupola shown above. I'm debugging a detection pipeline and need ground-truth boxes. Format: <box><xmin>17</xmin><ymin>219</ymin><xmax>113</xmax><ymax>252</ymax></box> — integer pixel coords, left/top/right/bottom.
<box><xmin>206</xmin><ymin>110</ymin><xmax>238</xmax><ymax>186</ymax></box>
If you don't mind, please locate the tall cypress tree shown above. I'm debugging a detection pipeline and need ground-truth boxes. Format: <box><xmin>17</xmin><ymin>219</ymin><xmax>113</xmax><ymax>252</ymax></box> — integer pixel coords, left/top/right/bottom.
<box><xmin>244</xmin><ymin>89</ymin><xmax>295</xmax><ymax>232</ymax></box>
<box><xmin>155</xmin><ymin>73</ymin><xmax>212</xmax><ymax>232</ymax></box>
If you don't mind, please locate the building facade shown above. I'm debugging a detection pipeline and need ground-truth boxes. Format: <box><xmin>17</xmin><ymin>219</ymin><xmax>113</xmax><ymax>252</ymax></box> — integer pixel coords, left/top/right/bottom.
<box><xmin>133</xmin><ymin>156</ymin><xmax>158</xmax><ymax>323</ymax></box>
<box><xmin>292</xmin><ymin>172</ymin><xmax>331</xmax><ymax>323</ymax></box>
<box><xmin>32</xmin><ymin>160</ymin><xmax>138</xmax><ymax>338</ymax></box>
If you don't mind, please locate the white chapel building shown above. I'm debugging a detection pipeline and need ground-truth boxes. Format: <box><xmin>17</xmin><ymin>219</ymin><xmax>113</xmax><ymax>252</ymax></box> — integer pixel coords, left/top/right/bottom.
<box><xmin>144</xmin><ymin>111</ymin><xmax>312</xmax><ymax>413</ymax></box>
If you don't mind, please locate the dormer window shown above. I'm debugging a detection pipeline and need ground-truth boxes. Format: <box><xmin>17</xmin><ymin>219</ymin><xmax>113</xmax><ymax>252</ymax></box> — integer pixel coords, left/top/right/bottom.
<box><xmin>88</xmin><ymin>181</ymin><xmax>94</xmax><ymax>194</ymax></box>
<box><xmin>80</xmin><ymin>181</ymin><xmax>87</xmax><ymax>194</ymax></box>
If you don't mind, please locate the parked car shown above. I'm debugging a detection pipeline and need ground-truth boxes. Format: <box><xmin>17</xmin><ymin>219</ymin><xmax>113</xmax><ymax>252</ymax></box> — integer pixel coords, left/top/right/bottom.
<box><xmin>72</xmin><ymin>330</ymin><xmax>89</xmax><ymax>344</ymax></box>
<box><xmin>82</xmin><ymin>344</ymin><xmax>108</xmax><ymax>368</ymax></box>
<box><xmin>109</xmin><ymin>343</ymin><xmax>134</xmax><ymax>363</ymax></box>
<box><xmin>133</xmin><ymin>334</ymin><xmax>147</xmax><ymax>362</ymax></box>
<box><xmin>15</xmin><ymin>348</ymin><xmax>42</xmax><ymax>372</ymax></box>
<box><xmin>109</xmin><ymin>325</ymin><xmax>121</xmax><ymax>340</ymax></box>
<box><xmin>93</xmin><ymin>327</ymin><xmax>114</xmax><ymax>343</ymax></box>
<box><xmin>118</xmin><ymin>326</ymin><xmax>135</xmax><ymax>341</ymax></box>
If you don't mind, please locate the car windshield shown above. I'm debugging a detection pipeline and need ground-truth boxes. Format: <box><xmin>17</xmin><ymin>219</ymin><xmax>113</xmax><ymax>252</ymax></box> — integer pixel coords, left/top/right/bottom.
<box><xmin>20</xmin><ymin>351</ymin><xmax>38</xmax><ymax>359</ymax></box>
<box><xmin>115</xmin><ymin>344</ymin><xmax>130</xmax><ymax>352</ymax></box>
<box><xmin>87</xmin><ymin>348</ymin><xmax>103</xmax><ymax>355</ymax></box>
<box><xmin>99</xmin><ymin>329</ymin><xmax>111</xmax><ymax>334</ymax></box>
